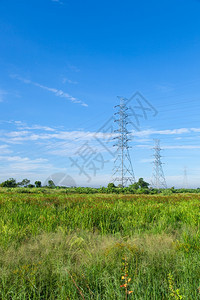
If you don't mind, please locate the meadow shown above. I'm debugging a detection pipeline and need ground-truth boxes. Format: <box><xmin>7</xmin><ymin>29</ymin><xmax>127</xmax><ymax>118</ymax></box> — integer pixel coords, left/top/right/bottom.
<box><xmin>0</xmin><ymin>188</ymin><xmax>200</xmax><ymax>299</ymax></box>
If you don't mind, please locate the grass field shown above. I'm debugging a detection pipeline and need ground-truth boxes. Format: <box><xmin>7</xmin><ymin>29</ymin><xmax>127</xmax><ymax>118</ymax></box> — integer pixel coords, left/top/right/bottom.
<box><xmin>0</xmin><ymin>189</ymin><xmax>200</xmax><ymax>299</ymax></box>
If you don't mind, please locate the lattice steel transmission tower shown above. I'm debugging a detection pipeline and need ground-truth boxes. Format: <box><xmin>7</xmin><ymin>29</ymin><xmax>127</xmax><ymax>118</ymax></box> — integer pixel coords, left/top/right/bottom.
<box><xmin>112</xmin><ymin>97</ymin><xmax>135</xmax><ymax>187</ymax></box>
<box><xmin>151</xmin><ymin>139</ymin><xmax>167</xmax><ymax>188</ymax></box>
<box><xmin>183</xmin><ymin>166</ymin><xmax>188</xmax><ymax>189</ymax></box>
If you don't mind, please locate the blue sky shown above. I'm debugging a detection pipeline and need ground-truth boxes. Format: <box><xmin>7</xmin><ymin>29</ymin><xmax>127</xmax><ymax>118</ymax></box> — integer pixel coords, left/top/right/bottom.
<box><xmin>1</xmin><ymin>0</ymin><xmax>200</xmax><ymax>187</ymax></box>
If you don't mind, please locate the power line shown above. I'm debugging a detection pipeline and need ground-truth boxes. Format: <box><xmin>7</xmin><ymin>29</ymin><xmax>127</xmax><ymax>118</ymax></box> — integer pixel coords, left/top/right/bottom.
<box><xmin>112</xmin><ymin>97</ymin><xmax>135</xmax><ymax>187</ymax></box>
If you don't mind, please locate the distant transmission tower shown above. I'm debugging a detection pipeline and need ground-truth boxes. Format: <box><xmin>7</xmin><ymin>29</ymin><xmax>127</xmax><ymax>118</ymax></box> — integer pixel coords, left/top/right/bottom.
<box><xmin>112</xmin><ymin>97</ymin><xmax>135</xmax><ymax>187</ymax></box>
<box><xmin>183</xmin><ymin>166</ymin><xmax>188</xmax><ymax>189</ymax></box>
<box><xmin>151</xmin><ymin>139</ymin><xmax>167</xmax><ymax>189</ymax></box>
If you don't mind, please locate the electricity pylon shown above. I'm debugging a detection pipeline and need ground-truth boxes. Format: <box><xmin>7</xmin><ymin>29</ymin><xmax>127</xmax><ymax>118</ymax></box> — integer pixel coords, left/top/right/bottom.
<box><xmin>151</xmin><ymin>139</ymin><xmax>167</xmax><ymax>188</ymax></box>
<box><xmin>183</xmin><ymin>166</ymin><xmax>188</xmax><ymax>189</ymax></box>
<box><xmin>112</xmin><ymin>96</ymin><xmax>135</xmax><ymax>187</ymax></box>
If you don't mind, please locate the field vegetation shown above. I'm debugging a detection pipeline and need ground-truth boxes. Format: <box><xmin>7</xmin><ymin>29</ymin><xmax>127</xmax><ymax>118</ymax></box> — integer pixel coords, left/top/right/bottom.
<box><xmin>0</xmin><ymin>188</ymin><xmax>200</xmax><ymax>299</ymax></box>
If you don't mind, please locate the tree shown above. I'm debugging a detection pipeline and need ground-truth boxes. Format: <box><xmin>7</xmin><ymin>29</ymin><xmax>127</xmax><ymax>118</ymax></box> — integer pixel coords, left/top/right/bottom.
<box><xmin>48</xmin><ymin>180</ymin><xmax>55</xmax><ymax>188</ymax></box>
<box><xmin>107</xmin><ymin>183</ymin><xmax>116</xmax><ymax>189</ymax></box>
<box><xmin>129</xmin><ymin>182</ymin><xmax>139</xmax><ymax>190</ymax></box>
<box><xmin>138</xmin><ymin>178</ymin><xmax>149</xmax><ymax>189</ymax></box>
<box><xmin>18</xmin><ymin>179</ymin><xmax>30</xmax><ymax>187</ymax></box>
<box><xmin>117</xmin><ymin>184</ymin><xmax>123</xmax><ymax>188</ymax></box>
<box><xmin>35</xmin><ymin>181</ymin><xmax>42</xmax><ymax>188</ymax></box>
<box><xmin>28</xmin><ymin>184</ymin><xmax>35</xmax><ymax>188</ymax></box>
<box><xmin>1</xmin><ymin>178</ymin><xmax>17</xmax><ymax>187</ymax></box>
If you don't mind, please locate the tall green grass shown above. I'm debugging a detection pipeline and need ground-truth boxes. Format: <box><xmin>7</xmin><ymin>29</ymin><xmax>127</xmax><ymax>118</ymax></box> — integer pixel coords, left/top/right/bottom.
<box><xmin>0</xmin><ymin>190</ymin><xmax>200</xmax><ymax>299</ymax></box>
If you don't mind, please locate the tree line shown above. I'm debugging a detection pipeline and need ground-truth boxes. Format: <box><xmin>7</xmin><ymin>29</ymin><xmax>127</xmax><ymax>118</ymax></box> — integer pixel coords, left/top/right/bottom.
<box><xmin>1</xmin><ymin>177</ymin><xmax>200</xmax><ymax>194</ymax></box>
<box><xmin>0</xmin><ymin>178</ymin><xmax>55</xmax><ymax>188</ymax></box>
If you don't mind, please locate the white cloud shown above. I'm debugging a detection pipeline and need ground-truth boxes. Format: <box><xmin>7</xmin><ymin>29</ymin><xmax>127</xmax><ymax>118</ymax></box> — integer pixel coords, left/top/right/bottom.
<box><xmin>3</xmin><ymin>120</ymin><xmax>57</xmax><ymax>132</ymax></box>
<box><xmin>0</xmin><ymin>129</ymin><xmax>115</xmax><ymax>144</ymax></box>
<box><xmin>18</xmin><ymin>124</ymin><xmax>56</xmax><ymax>132</ymax></box>
<box><xmin>163</xmin><ymin>145</ymin><xmax>200</xmax><ymax>149</ymax></box>
<box><xmin>133</xmin><ymin>128</ymin><xmax>190</xmax><ymax>137</ymax></box>
<box><xmin>0</xmin><ymin>145</ymin><xmax>12</xmax><ymax>154</ymax></box>
<box><xmin>3</xmin><ymin>124</ymin><xmax>200</xmax><ymax>148</ymax></box>
<box><xmin>9</xmin><ymin>124</ymin><xmax>200</xmax><ymax>139</ymax></box>
<box><xmin>11</xmin><ymin>74</ymin><xmax>88</xmax><ymax>107</ymax></box>
<box><xmin>6</xmin><ymin>131</ymin><xmax>29</xmax><ymax>137</ymax></box>
<box><xmin>191</xmin><ymin>128</ymin><xmax>200</xmax><ymax>133</ymax></box>
<box><xmin>136</xmin><ymin>144</ymin><xmax>200</xmax><ymax>150</ymax></box>
<box><xmin>0</xmin><ymin>155</ymin><xmax>50</xmax><ymax>172</ymax></box>
<box><xmin>48</xmin><ymin>139</ymin><xmax>111</xmax><ymax>157</ymax></box>
<box><xmin>174</xmin><ymin>137</ymin><xmax>183</xmax><ymax>140</ymax></box>
<box><xmin>134</xmin><ymin>138</ymin><xmax>151</xmax><ymax>143</ymax></box>
<box><xmin>0</xmin><ymin>152</ymin><xmax>111</xmax><ymax>187</ymax></box>
<box><xmin>3</xmin><ymin>119</ymin><xmax>200</xmax><ymax>187</ymax></box>
<box><xmin>136</xmin><ymin>145</ymin><xmax>152</xmax><ymax>149</ymax></box>
<box><xmin>0</xmin><ymin>155</ymin><xmax>46</xmax><ymax>163</ymax></box>
<box><xmin>140</xmin><ymin>158</ymin><xmax>154</xmax><ymax>163</ymax></box>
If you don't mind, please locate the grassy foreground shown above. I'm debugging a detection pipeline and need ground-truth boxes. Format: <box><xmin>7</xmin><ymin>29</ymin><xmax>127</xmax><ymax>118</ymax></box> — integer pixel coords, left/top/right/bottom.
<box><xmin>0</xmin><ymin>189</ymin><xmax>200</xmax><ymax>299</ymax></box>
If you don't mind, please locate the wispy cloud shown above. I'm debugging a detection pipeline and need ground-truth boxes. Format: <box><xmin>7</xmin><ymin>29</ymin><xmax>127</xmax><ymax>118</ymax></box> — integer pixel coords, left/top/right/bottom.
<box><xmin>0</xmin><ymin>145</ymin><xmax>12</xmax><ymax>154</ymax></box>
<box><xmin>11</xmin><ymin>74</ymin><xmax>88</xmax><ymax>107</ymax></box>
<box><xmin>140</xmin><ymin>158</ymin><xmax>154</xmax><ymax>163</ymax></box>
<box><xmin>62</xmin><ymin>78</ymin><xmax>78</xmax><ymax>85</ymax></box>
<box><xmin>190</xmin><ymin>128</ymin><xmax>200</xmax><ymax>133</ymax></box>
<box><xmin>16</xmin><ymin>121</ymin><xmax>57</xmax><ymax>132</ymax></box>
<box><xmin>1</xmin><ymin>120</ymin><xmax>57</xmax><ymax>132</ymax></box>
<box><xmin>0</xmin><ymin>155</ymin><xmax>46</xmax><ymax>163</ymax></box>
<box><xmin>133</xmin><ymin>128</ymin><xmax>195</xmax><ymax>137</ymax></box>
<box><xmin>0</xmin><ymin>89</ymin><xmax>7</xmax><ymax>102</ymax></box>
<box><xmin>68</xmin><ymin>64</ymin><xmax>80</xmax><ymax>72</ymax></box>
<box><xmin>0</xmin><ymin>155</ymin><xmax>51</xmax><ymax>172</ymax></box>
<box><xmin>164</xmin><ymin>145</ymin><xmax>200</xmax><ymax>150</ymax></box>
<box><xmin>136</xmin><ymin>144</ymin><xmax>200</xmax><ymax>150</ymax></box>
<box><xmin>51</xmin><ymin>0</ymin><xmax>63</xmax><ymax>5</ymax></box>
<box><xmin>3</xmin><ymin>123</ymin><xmax>200</xmax><ymax>145</ymax></box>
<box><xmin>19</xmin><ymin>125</ymin><xmax>56</xmax><ymax>131</ymax></box>
<box><xmin>155</xmin><ymin>83</ymin><xmax>174</xmax><ymax>93</ymax></box>
<box><xmin>0</xmin><ymin>129</ymin><xmax>114</xmax><ymax>144</ymax></box>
